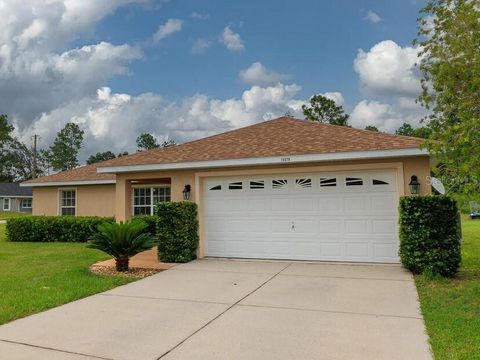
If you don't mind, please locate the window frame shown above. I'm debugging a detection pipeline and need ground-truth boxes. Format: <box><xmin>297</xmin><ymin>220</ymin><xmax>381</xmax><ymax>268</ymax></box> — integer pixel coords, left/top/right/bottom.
<box><xmin>2</xmin><ymin>198</ymin><xmax>11</xmax><ymax>211</ymax></box>
<box><xmin>21</xmin><ymin>198</ymin><xmax>32</xmax><ymax>209</ymax></box>
<box><xmin>132</xmin><ymin>185</ymin><xmax>171</xmax><ymax>216</ymax></box>
<box><xmin>59</xmin><ymin>189</ymin><xmax>76</xmax><ymax>216</ymax></box>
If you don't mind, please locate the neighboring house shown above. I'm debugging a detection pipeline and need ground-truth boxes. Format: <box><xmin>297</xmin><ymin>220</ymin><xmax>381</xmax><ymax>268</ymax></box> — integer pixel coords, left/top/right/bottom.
<box><xmin>0</xmin><ymin>183</ymin><xmax>33</xmax><ymax>213</ymax></box>
<box><xmin>22</xmin><ymin>117</ymin><xmax>431</xmax><ymax>263</ymax></box>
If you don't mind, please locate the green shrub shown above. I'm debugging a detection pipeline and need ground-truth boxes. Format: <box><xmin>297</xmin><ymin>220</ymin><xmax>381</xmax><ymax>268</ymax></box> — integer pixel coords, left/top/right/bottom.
<box><xmin>88</xmin><ymin>220</ymin><xmax>156</xmax><ymax>271</ymax></box>
<box><xmin>132</xmin><ymin>215</ymin><xmax>158</xmax><ymax>242</ymax></box>
<box><xmin>399</xmin><ymin>196</ymin><xmax>461</xmax><ymax>277</ymax></box>
<box><xmin>156</xmin><ymin>202</ymin><xmax>199</xmax><ymax>263</ymax></box>
<box><xmin>6</xmin><ymin>216</ymin><xmax>114</xmax><ymax>242</ymax></box>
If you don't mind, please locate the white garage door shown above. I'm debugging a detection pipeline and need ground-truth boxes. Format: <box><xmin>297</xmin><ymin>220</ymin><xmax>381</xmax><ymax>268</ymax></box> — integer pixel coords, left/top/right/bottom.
<box><xmin>204</xmin><ymin>171</ymin><xmax>400</xmax><ymax>263</ymax></box>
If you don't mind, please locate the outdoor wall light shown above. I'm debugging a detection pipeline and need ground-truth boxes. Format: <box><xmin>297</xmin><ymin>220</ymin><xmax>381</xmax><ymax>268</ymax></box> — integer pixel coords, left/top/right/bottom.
<box><xmin>409</xmin><ymin>175</ymin><xmax>420</xmax><ymax>195</ymax></box>
<box><xmin>183</xmin><ymin>184</ymin><xmax>191</xmax><ymax>200</ymax></box>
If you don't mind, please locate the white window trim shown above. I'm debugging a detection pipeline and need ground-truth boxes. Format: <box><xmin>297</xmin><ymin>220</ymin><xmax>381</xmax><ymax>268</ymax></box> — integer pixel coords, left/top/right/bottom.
<box><xmin>2</xmin><ymin>198</ymin><xmax>11</xmax><ymax>211</ymax></box>
<box><xmin>58</xmin><ymin>188</ymin><xmax>77</xmax><ymax>216</ymax></box>
<box><xmin>21</xmin><ymin>198</ymin><xmax>32</xmax><ymax>209</ymax></box>
<box><xmin>132</xmin><ymin>184</ymin><xmax>171</xmax><ymax>216</ymax></box>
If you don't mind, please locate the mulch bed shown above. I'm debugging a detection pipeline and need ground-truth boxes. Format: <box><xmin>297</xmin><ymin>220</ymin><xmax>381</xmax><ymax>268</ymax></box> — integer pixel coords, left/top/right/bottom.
<box><xmin>89</xmin><ymin>265</ymin><xmax>162</xmax><ymax>278</ymax></box>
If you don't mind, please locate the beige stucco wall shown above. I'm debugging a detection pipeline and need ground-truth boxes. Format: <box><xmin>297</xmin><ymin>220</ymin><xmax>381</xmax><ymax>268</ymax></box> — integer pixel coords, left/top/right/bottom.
<box><xmin>33</xmin><ymin>185</ymin><xmax>115</xmax><ymax>217</ymax></box>
<box><xmin>31</xmin><ymin>155</ymin><xmax>431</xmax><ymax>257</ymax></box>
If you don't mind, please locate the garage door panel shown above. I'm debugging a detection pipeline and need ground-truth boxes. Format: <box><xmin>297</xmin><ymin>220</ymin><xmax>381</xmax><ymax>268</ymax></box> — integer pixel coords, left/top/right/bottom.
<box><xmin>318</xmin><ymin>219</ymin><xmax>342</xmax><ymax>234</ymax></box>
<box><xmin>320</xmin><ymin>243</ymin><xmax>344</xmax><ymax>257</ymax></box>
<box><xmin>318</xmin><ymin>196</ymin><xmax>342</xmax><ymax>212</ymax></box>
<box><xmin>204</xmin><ymin>170</ymin><xmax>400</xmax><ymax>263</ymax></box>
<box><xmin>345</xmin><ymin>243</ymin><xmax>370</xmax><ymax>258</ymax></box>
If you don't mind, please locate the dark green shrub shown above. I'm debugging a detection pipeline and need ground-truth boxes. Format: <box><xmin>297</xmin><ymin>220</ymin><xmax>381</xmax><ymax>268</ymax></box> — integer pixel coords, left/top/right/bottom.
<box><xmin>399</xmin><ymin>196</ymin><xmax>461</xmax><ymax>277</ymax></box>
<box><xmin>132</xmin><ymin>215</ymin><xmax>158</xmax><ymax>242</ymax></box>
<box><xmin>156</xmin><ymin>202</ymin><xmax>199</xmax><ymax>263</ymax></box>
<box><xmin>87</xmin><ymin>220</ymin><xmax>156</xmax><ymax>271</ymax></box>
<box><xmin>6</xmin><ymin>216</ymin><xmax>114</xmax><ymax>242</ymax></box>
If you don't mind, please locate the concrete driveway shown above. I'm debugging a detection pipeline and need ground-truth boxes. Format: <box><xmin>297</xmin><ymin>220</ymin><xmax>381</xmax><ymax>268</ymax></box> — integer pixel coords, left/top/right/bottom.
<box><xmin>0</xmin><ymin>259</ymin><xmax>432</xmax><ymax>360</ymax></box>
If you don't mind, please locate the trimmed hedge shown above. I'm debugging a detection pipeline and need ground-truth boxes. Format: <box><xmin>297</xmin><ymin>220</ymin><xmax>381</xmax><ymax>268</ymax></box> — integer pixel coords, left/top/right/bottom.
<box><xmin>6</xmin><ymin>216</ymin><xmax>114</xmax><ymax>243</ymax></box>
<box><xmin>399</xmin><ymin>196</ymin><xmax>461</xmax><ymax>277</ymax></box>
<box><xmin>132</xmin><ymin>215</ymin><xmax>158</xmax><ymax>243</ymax></box>
<box><xmin>156</xmin><ymin>202</ymin><xmax>199</xmax><ymax>263</ymax></box>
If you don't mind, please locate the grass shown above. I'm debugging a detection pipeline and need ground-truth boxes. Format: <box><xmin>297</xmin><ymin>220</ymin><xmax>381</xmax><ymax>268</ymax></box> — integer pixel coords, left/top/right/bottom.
<box><xmin>415</xmin><ymin>215</ymin><xmax>480</xmax><ymax>360</ymax></box>
<box><xmin>0</xmin><ymin>211</ymin><xmax>29</xmax><ymax>220</ymax></box>
<box><xmin>0</xmin><ymin>224</ymin><xmax>135</xmax><ymax>325</ymax></box>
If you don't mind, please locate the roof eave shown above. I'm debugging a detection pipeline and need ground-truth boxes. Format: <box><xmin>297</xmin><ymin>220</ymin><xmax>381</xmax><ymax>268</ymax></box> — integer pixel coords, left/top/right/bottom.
<box><xmin>97</xmin><ymin>148</ymin><xmax>429</xmax><ymax>174</ymax></box>
<box><xmin>21</xmin><ymin>179</ymin><xmax>116</xmax><ymax>187</ymax></box>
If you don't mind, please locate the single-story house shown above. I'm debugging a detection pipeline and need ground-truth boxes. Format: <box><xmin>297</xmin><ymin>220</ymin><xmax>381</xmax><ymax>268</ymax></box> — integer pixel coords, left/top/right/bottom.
<box><xmin>0</xmin><ymin>183</ymin><xmax>33</xmax><ymax>213</ymax></box>
<box><xmin>22</xmin><ymin>117</ymin><xmax>431</xmax><ymax>263</ymax></box>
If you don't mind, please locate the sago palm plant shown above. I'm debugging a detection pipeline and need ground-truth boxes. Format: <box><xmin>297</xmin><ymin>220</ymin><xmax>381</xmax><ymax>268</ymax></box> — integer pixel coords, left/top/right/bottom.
<box><xmin>88</xmin><ymin>220</ymin><xmax>156</xmax><ymax>272</ymax></box>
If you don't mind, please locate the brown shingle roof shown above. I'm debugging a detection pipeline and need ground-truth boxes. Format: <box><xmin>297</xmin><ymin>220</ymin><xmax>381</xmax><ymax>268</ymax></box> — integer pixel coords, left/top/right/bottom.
<box><xmin>23</xmin><ymin>164</ymin><xmax>115</xmax><ymax>184</ymax></box>
<box><xmin>26</xmin><ymin>117</ymin><xmax>425</xmax><ymax>184</ymax></box>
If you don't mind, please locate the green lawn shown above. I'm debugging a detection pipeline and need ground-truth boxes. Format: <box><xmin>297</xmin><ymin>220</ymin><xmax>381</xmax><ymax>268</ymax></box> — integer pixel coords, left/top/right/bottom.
<box><xmin>0</xmin><ymin>211</ymin><xmax>29</xmax><ymax>220</ymax></box>
<box><xmin>416</xmin><ymin>216</ymin><xmax>480</xmax><ymax>360</ymax></box>
<box><xmin>0</xmin><ymin>224</ymin><xmax>134</xmax><ymax>325</ymax></box>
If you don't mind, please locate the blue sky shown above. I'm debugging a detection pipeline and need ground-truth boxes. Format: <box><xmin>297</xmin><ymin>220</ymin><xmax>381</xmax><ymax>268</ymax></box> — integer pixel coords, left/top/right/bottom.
<box><xmin>102</xmin><ymin>0</ymin><xmax>424</xmax><ymax>108</ymax></box>
<box><xmin>0</xmin><ymin>0</ymin><xmax>428</xmax><ymax>159</ymax></box>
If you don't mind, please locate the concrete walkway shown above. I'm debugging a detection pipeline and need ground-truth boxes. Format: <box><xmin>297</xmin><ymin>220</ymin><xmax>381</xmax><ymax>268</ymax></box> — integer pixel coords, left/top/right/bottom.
<box><xmin>0</xmin><ymin>259</ymin><xmax>432</xmax><ymax>360</ymax></box>
<box><xmin>0</xmin><ymin>220</ymin><xmax>6</xmax><ymax>224</ymax></box>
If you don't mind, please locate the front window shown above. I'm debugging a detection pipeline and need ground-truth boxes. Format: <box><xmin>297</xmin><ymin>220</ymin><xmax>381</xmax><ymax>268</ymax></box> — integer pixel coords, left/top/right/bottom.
<box><xmin>21</xmin><ymin>198</ymin><xmax>32</xmax><ymax>208</ymax></box>
<box><xmin>60</xmin><ymin>190</ymin><xmax>76</xmax><ymax>216</ymax></box>
<box><xmin>133</xmin><ymin>186</ymin><xmax>170</xmax><ymax>216</ymax></box>
<box><xmin>2</xmin><ymin>198</ymin><xmax>10</xmax><ymax>211</ymax></box>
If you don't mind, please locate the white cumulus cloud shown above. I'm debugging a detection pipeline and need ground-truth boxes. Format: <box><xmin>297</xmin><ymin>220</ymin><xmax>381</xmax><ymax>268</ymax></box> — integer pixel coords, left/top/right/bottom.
<box><xmin>0</xmin><ymin>0</ymin><xmax>144</xmax><ymax>129</ymax></box>
<box><xmin>320</xmin><ymin>92</ymin><xmax>345</xmax><ymax>106</ymax></box>
<box><xmin>153</xmin><ymin>18</ymin><xmax>183</xmax><ymax>43</ymax></box>
<box><xmin>364</xmin><ymin>10</ymin><xmax>382</xmax><ymax>24</ymax></box>
<box><xmin>353</xmin><ymin>40</ymin><xmax>421</xmax><ymax>97</ymax></box>
<box><xmin>239</xmin><ymin>62</ymin><xmax>291</xmax><ymax>86</ymax></box>
<box><xmin>21</xmin><ymin>83</ymin><xmax>306</xmax><ymax>160</ymax></box>
<box><xmin>221</xmin><ymin>26</ymin><xmax>245</xmax><ymax>52</ymax></box>
<box><xmin>191</xmin><ymin>39</ymin><xmax>212</xmax><ymax>54</ymax></box>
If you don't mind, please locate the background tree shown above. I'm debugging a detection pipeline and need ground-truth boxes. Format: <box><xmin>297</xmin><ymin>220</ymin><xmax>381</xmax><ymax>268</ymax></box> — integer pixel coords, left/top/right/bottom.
<box><xmin>395</xmin><ymin>123</ymin><xmax>431</xmax><ymax>138</ymax></box>
<box><xmin>86</xmin><ymin>151</ymin><xmax>116</xmax><ymax>165</ymax></box>
<box><xmin>45</xmin><ymin>123</ymin><xmax>84</xmax><ymax>171</ymax></box>
<box><xmin>365</xmin><ymin>125</ymin><xmax>379</xmax><ymax>132</ymax></box>
<box><xmin>161</xmin><ymin>139</ymin><xmax>176</xmax><ymax>147</ymax></box>
<box><xmin>416</xmin><ymin>0</ymin><xmax>480</xmax><ymax>193</ymax></box>
<box><xmin>136</xmin><ymin>133</ymin><xmax>159</xmax><ymax>151</ymax></box>
<box><xmin>0</xmin><ymin>115</ymin><xmax>47</xmax><ymax>181</ymax></box>
<box><xmin>302</xmin><ymin>94</ymin><xmax>349</xmax><ymax>126</ymax></box>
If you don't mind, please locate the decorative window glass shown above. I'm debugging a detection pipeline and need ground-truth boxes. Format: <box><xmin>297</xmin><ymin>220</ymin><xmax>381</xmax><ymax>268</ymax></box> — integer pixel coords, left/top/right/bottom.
<box><xmin>320</xmin><ymin>177</ymin><xmax>337</xmax><ymax>187</ymax></box>
<box><xmin>295</xmin><ymin>178</ymin><xmax>312</xmax><ymax>188</ymax></box>
<box><xmin>21</xmin><ymin>198</ymin><xmax>32</xmax><ymax>208</ymax></box>
<box><xmin>209</xmin><ymin>185</ymin><xmax>222</xmax><ymax>191</ymax></box>
<box><xmin>249</xmin><ymin>181</ymin><xmax>265</xmax><ymax>189</ymax></box>
<box><xmin>60</xmin><ymin>190</ymin><xmax>76</xmax><ymax>216</ymax></box>
<box><xmin>228</xmin><ymin>182</ymin><xmax>243</xmax><ymax>190</ymax></box>
<box><xmin>345</xmin><ymin>177</ymin><xmax>363</xmax><ymax>186</ymax></box>
<box><xmin>133</xmin><ymin>186</ymin><xmax>170</xmax><ymax>216</ymax></box>
<box><xmin>372</xmin><ymin>179</ymin><xmax>389</xmax><ymax>185</ymax></box>
<box><xmin>272</xmin><ymin>179</ymin><xmax>288</xmax><ymax>189</ymax></box>
<box><xmin>2</xmin><ymin>198</ymin><xmax>11</xmax><ymax>211</ymax></box>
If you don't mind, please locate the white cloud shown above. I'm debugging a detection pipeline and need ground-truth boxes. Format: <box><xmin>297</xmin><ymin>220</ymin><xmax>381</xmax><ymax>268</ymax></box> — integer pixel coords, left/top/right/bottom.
<box><xmin>21</xmin><ymin>83</ymin><xmax>306</xmax><ymax>160</ymax></box>
<box><xmin>191</xmin><ymin>39</ymin><xmax>212</xmax><ymax>54</ymax></box>
<box><xmin>190</xmin><ymin>12</ymin><xmax>208</xmax><ymax>20</ymax></box>
<box><xmin>153</xmin><ymin>18</ymin><xmax>183</xmax><ymax>43</ymax></box>
<box><xmin>220</xmin><ymin>26</ymin><xmax>245</xmax><ymax>52</ymax></box>
<box><xmin>364</xmin><ymin>10</ymin><xmax>382</xmax><ymax>24</ymax></box>
<box><xmin>350</xmin><ymin>98</ymin><xmax>427</xmax><ymax>132</ymax></box>
<box><xmin>0</xmin><ymin>1</ymin><xmax>143</xmax><ymax>129</ymax></box>
<box><xmin>239</xmin><ymin>62</ymin><xmax>291</xmax><ymax>86</ymax></box>
<box><xmin>320</xmin><ymin>92</ymin><xmax>345</xmax><ymax>106</ymax></box>
<box><xmin>353</xmin><ymin>40</ymin><xmax>421</xmax><ymax>97</ymax></box>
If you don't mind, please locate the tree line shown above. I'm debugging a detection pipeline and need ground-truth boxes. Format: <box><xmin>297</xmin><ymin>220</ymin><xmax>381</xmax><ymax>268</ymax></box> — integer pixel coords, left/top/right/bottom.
<box><xmin>0</xmin><ymin>115</ymin><xmax>175</xmax><ymax>182</ymax></box>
